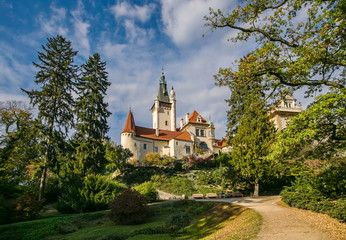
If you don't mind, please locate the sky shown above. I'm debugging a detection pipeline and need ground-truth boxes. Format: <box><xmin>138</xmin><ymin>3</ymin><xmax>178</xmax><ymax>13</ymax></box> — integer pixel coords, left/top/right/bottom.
<box><xmin>0</xmin><ymin>0</ymin><xmax>306</xmax><ymax>144</ymax></box>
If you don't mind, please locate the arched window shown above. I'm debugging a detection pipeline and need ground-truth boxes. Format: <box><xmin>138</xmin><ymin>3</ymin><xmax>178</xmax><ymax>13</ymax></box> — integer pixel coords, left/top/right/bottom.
<box><xmin>199</xmin><ymin>142</ymin><xmax>208</xmax><ymax>149</ymax></box>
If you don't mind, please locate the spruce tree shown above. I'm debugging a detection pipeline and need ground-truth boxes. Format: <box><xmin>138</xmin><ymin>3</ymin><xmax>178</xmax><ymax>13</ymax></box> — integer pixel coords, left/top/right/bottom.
<box><xmin>230</xmin><ymin>93</ymin><xmax>276</xmax><ymax>197</ymax></box>
<box><xmin>74</xmin><ymin>53</ymin><xmax>111</xmax><ymax>176</ymax></box>
<box><xmin>22</xmin><ymin>35</ymin><xmax>78</xmax><ymax>200</ymax></box>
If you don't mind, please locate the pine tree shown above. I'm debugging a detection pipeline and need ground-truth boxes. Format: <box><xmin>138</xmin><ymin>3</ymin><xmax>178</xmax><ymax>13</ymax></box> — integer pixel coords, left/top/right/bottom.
<box><xmin>74</xmin><ymin>53</ymin><xmax>111</xmax><ymax>176</ymax></box>
<box><xmin>230</xmin><ymin>93</ymin><xmax>276</xmax><ymax>197</ymax></box>
<box><xmin>22</xmin><ymin>35</ymin><xmax>78</xmax><ymax>200</ymax></box>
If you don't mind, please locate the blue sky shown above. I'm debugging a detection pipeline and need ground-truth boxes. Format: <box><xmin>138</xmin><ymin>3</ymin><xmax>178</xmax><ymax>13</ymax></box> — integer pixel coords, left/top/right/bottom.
<box><xmin>0</xmin><ymin>0</ymin><xmax>257</xmax><ymax>143</ymax></box>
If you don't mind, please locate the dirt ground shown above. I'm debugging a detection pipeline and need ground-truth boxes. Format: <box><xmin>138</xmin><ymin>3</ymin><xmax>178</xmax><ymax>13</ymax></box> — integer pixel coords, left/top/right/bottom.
<box><xmin>201</xmin><ymin>196</ymin><xmax>346</xmax><ymax>240</ymax></box>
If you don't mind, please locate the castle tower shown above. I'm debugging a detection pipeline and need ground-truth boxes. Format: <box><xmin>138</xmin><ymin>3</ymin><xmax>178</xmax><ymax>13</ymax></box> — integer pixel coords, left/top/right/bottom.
<box><xmin>121</xmin><ymin>109</ymin><xmax>137</xmax><ymax>158</ymax></box>
<box><xmin>151</xmin><ymin>71</ymin><xmax>176</xmax><ymax>131</ymax></box>
<box><xmin>170</xmin><ymin>87</ymin><xmax>176</xmax><ymax>131</ymax></box>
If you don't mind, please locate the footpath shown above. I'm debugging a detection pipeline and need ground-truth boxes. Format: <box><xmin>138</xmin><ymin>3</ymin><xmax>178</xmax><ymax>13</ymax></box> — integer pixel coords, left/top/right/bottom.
<box><xmin>199</xmin><ymin>196</ymin><xmax>346</xmax><ymax>240</ymax></box>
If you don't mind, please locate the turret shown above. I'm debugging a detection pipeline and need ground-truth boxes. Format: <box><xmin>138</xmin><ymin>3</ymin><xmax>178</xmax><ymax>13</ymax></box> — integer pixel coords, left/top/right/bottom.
<box><xmin>170</xmin><ymin>87</ymin><xmax>176</xmax><ymax>131</ymax></box>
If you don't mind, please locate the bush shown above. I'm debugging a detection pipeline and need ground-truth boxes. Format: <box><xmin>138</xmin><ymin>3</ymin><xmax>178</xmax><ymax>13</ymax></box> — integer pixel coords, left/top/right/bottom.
<box><xmin>12</xmin><ymin>192</ymin><xmax>42</xmax><ymax>222</ymax></box>
<box><xmin>57</xmin><ymin>174</ymin><xmax>125</xmax><ymax>213</ymax></box>
<box><xmin>142</xmin><ymin>153</ymin><xmax>175</xmax><ymax>167</ymax></box>
<box><xmin>109</xmin><ymin>188</ymin><xmax>149</xmax><ymax>225</ymax></box>
<box><xmin>152</xmin><ymin>175</ymin><xmax>196</xmax><ymax>196</ymax></box>
<box><xmin>133</xmin><ymin>181</ymin><xmax>158</xmax><ymax>203</ymax></box>
<box><xmin>281</xmin><ymin>175</ymin><xmax>346</xmax><ymax>222</ymax></box>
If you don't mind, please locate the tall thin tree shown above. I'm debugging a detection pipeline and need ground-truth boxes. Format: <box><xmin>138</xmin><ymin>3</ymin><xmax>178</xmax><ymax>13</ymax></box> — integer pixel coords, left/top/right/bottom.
<box><xmin>74</xmin><ymin>53</ymin><xmax>111</xmax><ymax>176</ymax></box>
<box><xmin>22</xmin><ymin>35</ymin><xmax>78</xmax><ymax>200</ymax></box>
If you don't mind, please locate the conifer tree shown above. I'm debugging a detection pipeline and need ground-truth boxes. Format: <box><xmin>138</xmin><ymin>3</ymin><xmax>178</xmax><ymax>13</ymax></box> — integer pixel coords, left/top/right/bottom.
<box><xmin>230</xmin><ymin>93</ymin><xmax>276</xmax><ymax>197</ymax></box>
<box><xmin>74</xmin><ymin>53</ymin><xmax>111</xmax><ymax>176</ymax></box>
<box><xmin>22</xmin><ymin>35</ymin><xmax>78</xmax><ymax>200</ymax></box>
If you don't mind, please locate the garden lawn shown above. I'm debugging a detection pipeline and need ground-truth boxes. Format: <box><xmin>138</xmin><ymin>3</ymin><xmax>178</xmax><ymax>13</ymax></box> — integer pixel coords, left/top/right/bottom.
<box><xmin>0</xmin><ymin>201</ymin><xmax>261</xmax><ymax>240</ymax></box>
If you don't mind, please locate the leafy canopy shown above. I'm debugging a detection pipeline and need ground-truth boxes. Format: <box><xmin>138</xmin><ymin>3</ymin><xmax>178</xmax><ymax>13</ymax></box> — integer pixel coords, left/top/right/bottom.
<box><xmin>206</xmin><ymin>0</ymin><xmax>345</xmax><ymax>97</ymax></box>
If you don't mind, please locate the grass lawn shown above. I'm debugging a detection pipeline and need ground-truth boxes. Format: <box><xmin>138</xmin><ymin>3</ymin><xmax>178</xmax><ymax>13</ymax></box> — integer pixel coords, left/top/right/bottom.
<box><xmin>0</xmin><ymin>201</ymin><xmax>261</xmax><ymax>240</ymax></box>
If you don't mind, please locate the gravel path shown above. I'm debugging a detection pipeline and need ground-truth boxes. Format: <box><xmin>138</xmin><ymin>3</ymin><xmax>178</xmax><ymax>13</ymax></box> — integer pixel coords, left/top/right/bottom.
<box><xmin>199</xmin><ymin>196</ymin><xmax>346</xmax><ymax>240</ymax></box>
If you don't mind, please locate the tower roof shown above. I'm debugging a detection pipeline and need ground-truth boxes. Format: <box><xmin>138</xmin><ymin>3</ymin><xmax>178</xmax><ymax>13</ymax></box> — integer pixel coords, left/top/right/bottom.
<box><xmin>157</xmin><ymin>71</ymin><xmax>170</xmax><ymax>103</ymax></box>
<box><xmin>122</xmin><ymin>110</ymin><xmax>136</xmax><ymax>133</ymax></box>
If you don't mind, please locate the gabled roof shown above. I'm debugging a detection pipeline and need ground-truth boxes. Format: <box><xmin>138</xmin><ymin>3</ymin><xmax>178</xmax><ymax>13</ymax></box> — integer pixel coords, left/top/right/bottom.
<box><xmin>122</xmin><ymin>110</ymin><xmax>136</xmax><ymax>133</ymax></box>
<box><xmin>135</xmin><ymin>126</ymin><xmax>192</xmax><ymax>142</ymax></box>
<box><xmin>213</xmin><ymin>138</ymin><xmax>228</xmax><ymax>148</ymax></box>
<box><xmin>189</xmin><ymin>110</ymin><xmax>208</xmax><ymax>124</ymax></box>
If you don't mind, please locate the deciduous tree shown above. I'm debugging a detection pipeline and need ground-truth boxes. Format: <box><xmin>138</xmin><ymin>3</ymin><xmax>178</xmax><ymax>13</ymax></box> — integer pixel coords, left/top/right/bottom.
<box><xmin>206</xmin><ymin>0</ymin><xmax>345</xmax><ymax>98</ymax></box>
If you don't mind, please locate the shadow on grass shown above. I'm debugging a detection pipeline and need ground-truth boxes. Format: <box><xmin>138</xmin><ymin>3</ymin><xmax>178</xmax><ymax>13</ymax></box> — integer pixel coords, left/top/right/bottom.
<box><xmin>175</xmin><ymin>204</ymin><xmax>245</xmax><ymax>240</ymax></box>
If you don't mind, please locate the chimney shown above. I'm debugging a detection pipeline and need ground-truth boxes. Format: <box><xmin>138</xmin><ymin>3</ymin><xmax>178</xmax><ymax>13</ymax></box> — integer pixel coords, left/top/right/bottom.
<box><xmin>185</xmin><ymin>113</ymin><xmax>190</xmax><ymax>124</ymax></box>
<box><xmin>155</xmin><ymin>128</ymin><xmax>159</xmax><ymax>137</ymax></box>
<box><xmin>180</xmin><ymin>118</ymin><xmax>184</xmax><ymax>129</ymax></box>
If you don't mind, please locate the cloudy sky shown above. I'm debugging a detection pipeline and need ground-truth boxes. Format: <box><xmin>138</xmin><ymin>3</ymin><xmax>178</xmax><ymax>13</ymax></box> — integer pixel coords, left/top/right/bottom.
<box><xmin>0</xmin><ymin>0</ymin><xmax>261</xmax><ymax>143</ymax></box>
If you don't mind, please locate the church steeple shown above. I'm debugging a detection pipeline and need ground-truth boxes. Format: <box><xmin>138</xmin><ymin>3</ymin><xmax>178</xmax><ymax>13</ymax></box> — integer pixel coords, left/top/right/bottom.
<box><xmin>157</xmin><ymin>71</ymin><xmax>170</xmax><ymax>103</ymax></box>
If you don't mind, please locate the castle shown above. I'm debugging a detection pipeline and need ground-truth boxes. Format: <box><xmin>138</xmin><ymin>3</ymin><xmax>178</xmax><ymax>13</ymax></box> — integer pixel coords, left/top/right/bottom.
<box><xmin>121</xmin><ymin>72</ymin><xmax>228</xmax><ymax>161</ymax></box>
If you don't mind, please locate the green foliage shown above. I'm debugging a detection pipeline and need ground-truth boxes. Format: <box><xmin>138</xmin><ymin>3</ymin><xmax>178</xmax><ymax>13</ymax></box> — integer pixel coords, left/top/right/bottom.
<box><xmin>134</xmin><ymin>181</ymin><xmax>158</xmax><ymax>203</ymax></box>
<box><xmin>22</xmin><ymin>35</ymin><xmax>78</xmax><ymax>200</ymax></box>
<box><xmin>142</xmin><ymin>153</ymin><xmax>175</xmax><ymax>167</ymax></box>
<box><xmin>0</xmin><ymin>201</ymin><xmax>219</xmax><ymax>240</ymax></box>
<box><xmin>270</xmin><ymin>89</ymin><xmax>346</xmax><ymax>170</ymax></box>
<box><xmin>109</xmin><ymin>188</ymin><xmax>149</xmax><ymax>225</ymax></box>
<box><xmin>105</xmin><ymin>141</ymin><xmax>133</xmax><ymax>173</ymax></box>
<box><xmin>281</xmin><ymin>168</ymin><xmax>346</xmax><ymax>222</ymax></box>
<box><xmin>74</xmin><ymin>53</ymin><xmax>111</xmax><ymax>176</ymax></box>
<box><xmin>152</xmin><ymin>175</ymin><xmax>196</xmax><ymax>196</ymax></box>
<box><xmin>230</xmin><ymin>94</ymin><xmax>276</xmax><ymax>196</ymax></box>
<box><xmin>0</xmin><ymin>101</ymin><xmax>39</xmax><ymax>199</ymax></box>
<box><xmin>58</xmin><ymin>174</ymin><xmax>125</xmax><ymax>213</ymax></box>
<box><xmin>207</xmin><ymin>0</ymin><xmax>345</xmax><ymax>98</ymax></box>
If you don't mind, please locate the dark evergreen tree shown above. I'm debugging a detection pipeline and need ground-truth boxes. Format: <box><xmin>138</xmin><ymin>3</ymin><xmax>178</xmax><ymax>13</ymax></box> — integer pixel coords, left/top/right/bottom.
<box><xmin>22</xmin><ymin>35</ymin><xmax>78</xmax><ymax>200</ymax></box>
<box><xmin>230</xmin><ymin>92</ymin><xmax>276</xmax><ymax>197</ymax></box>
<box><xmin>74</xmin><ymin>53</ymin><xmax>111</xmax><ymax>176</ymax></box>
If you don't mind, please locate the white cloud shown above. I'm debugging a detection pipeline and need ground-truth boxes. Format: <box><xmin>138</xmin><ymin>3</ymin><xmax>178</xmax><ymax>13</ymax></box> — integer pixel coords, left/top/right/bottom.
<box><xmin>161</xmin><ymin>0</ymin><xmax>230</xmax><ymax>46</ymax></box>
<box><xmin>71</xmin><ymin>1</ymin><xmax>90</xmax><ymax>58</ymax></box>
<box><xmin>110</xmin><ymin>2</ymin><xmax>156</xmax><ymax>23</ymax></box>
<box><xmin>124</xmin><ymin>19</ymin><xmax>154</xmax><ymax>45</ymax></box>
<box><xmin>37</xmin><ymin>5</ymin><xmax>68</xmax><ymax>36</ymax></box>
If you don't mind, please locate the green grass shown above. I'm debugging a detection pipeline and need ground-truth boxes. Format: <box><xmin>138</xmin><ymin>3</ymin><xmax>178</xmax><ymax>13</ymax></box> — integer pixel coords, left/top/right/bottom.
<box><xmin>0</xmin><ymin>201</ymin><xmax>261</xmax><ymax>240</ymax></box>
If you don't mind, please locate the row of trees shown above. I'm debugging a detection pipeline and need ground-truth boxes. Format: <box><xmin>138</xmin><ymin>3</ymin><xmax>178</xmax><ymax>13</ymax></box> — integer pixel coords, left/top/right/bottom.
<box><xmin>205</xmin><ymin>0</ymin><xmax>345</xmax><ymax>197</ymax></box>
<box><xmin>0</xmin><ymin>35</ymin><xmax>132</xmax><ymax>216</ymax></box>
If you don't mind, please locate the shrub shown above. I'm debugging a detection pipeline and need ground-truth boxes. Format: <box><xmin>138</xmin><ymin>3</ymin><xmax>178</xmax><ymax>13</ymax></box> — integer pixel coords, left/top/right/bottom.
<box><xmin>12</xmin><ymin>192</ymin><xmax>42</xmax><ymax>222</ymax></box>
<box><xmin>133</xmin><ymin>181</ymin><xmax>158</xmax><ymax>203</ymax></box>
<box><xmin>184</xmin><ymin>155</ymin><xmax>213</xmax><ymax>169</ymax></box>
<box><xmin>109</xmin><ymin>188</ymin><xmax>149</xmax><ymax>225</ymax></box>
<box><xmin>142</xmin><ymin>153</ymin><xmax>175</xmax><ymax>167</ymax></box>
<box><xmin>0</xmin><ymin>196</ymin><xmax>16</xmax><ymax>224</ymax></box>
<box><xmin>281</xmin><ymin>175</ymin><xmax>346</xmax><ymax>222</ymax></box>
<box><xmin>57</xmin><ymin>174</ymin><xmax>125</xmax><ymax>213</ymax></box>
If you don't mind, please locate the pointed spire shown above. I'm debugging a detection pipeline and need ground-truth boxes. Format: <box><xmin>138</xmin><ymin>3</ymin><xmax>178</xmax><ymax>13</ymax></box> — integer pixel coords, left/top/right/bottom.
<box><xmin>157</xmin><ymin>69</ymin><xmax>170</xmax><ymax>103</ymax></box>
<box><xmin>122</xmin><ymin>109</ymin><xmax>136</xmax><ymax>133</ymax></box>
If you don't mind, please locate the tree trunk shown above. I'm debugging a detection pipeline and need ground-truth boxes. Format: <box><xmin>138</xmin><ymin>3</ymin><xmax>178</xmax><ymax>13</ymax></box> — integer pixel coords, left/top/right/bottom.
<box><xmin>38</xmin><ymin>166</ymin><xmax>47</xmax><ymax>201</ymax></box>
<box><xmin>253</xmin><ymin>180</ymin><xmax>260</xmax><ymax>197</ymax></box>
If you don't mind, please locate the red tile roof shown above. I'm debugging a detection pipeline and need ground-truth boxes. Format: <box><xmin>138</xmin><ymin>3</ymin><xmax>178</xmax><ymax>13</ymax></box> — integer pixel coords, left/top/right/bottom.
<box><xmin>213</xmin><ymin>138</ymin><xmax>228</xmax><ymax>148</ymax></box>
<box><xmin>122</xmin><ymin>110</ymin><xmax>136</xmax><ymax>133</ymax></box>
<box><xmin>189</xmin><ymin>110</ymin><xmax>208</xmax><ymax>124</ymax></box>
<box><xmin>135</xmin><ymin>126</ymin><xmax>192</xmax><ymax>142</ymax></box>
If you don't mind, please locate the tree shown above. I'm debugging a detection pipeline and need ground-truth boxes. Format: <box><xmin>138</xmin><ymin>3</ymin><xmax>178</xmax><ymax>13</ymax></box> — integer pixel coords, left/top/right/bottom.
<box><xmin>0</xmin><ymin>101</ymin><xmax>39</xmax><ymax>198</ymax></box>
<box><xmin>206</xmin><ymin>0</ymin><xmax>345</xmax><ymax>98</ymax></box>
<box><xmin>73</xmin><ymin>53</ymin><xmax>111</xmax><ymax>176</ymax></box>
<box><xmin>22</xmin><ymin>35</ymin><xmax>78</xmax><ymax>200</ymax></box>
<box><xmin>269</xmin><ymin>88</ymin><xmax>346</xmax><ymax>175</ymax></box>
<box><xmin>105</xmin><ymin>141</ymin><xmax>133</xmax><ymax>174</ymax></box>
<box><xmin>230</xmin><ymin>93</ymin><xmax>276</xmax><ymax>197</ymax></box>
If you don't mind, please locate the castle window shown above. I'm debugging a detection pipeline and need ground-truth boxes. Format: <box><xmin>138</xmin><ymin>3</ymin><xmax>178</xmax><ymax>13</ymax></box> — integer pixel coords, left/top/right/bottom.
<box><xmin>186</xmin><ymin>146</ymin><xmax>191</xmax><ymax>154</ymax></box>
<box><xmin>195</xmin><ymin>129</ymin><xmax>200</xmax><ymax>136</ymax></box>
<box><xmin>154</xmin><ymin>147</ymin><xmax>158</xmax><ymax>152</ymax></box>
<box><xmin>144</xmin><ymin>144</ymin><xmax>147</xmax><ymax>149</ymax></box>
<box><xmin>165</xmin><ymin>121</ymin><xmax>168</xmax><ymax>126</ymax></box>
<box><xmin>197</xmin><ymin>116</ymin><xmax>202</xmax><ymax>122</ymax></box>
<box><xmin>199</xmin><ymin>142</ymin><xmax>208</xmax><ymax>149</ymax></box>
<box><xmin>200</xmin><ymin>129</ymin><xmax>205</xmax><ymax>137</ymax></box>
<box><xmin>176</xmin><ymin>142</ymin><xmax>178</xmax><ymax>145</ymax></box>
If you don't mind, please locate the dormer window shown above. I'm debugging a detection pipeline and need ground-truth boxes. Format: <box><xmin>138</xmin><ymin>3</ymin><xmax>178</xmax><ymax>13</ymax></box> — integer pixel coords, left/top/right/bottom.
<box><xmin>197</xmin><ymin>116</ymin><xmax>202</xmax><ymax>122</ymax></box>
